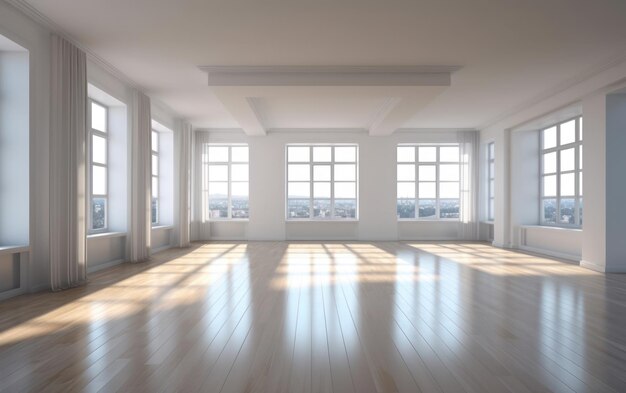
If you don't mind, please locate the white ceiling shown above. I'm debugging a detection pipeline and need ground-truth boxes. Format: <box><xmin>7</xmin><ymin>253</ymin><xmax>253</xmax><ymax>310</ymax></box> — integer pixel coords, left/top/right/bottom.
<box><xmin>20</xmin><ymin>0</ymin><xmax>626</xmax><ymax>131</ymax></box>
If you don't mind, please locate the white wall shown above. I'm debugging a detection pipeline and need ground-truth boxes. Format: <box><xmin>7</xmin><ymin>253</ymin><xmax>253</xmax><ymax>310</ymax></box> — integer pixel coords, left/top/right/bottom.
<box><xmin>192</xmin><ymin>129</ymin><xmax>478</xmax><ymax>241</ymax></box>
<box><xmin>479</xmin><ymin>54</ymin><xmax>626</xmax><ymax>268</ymax></box>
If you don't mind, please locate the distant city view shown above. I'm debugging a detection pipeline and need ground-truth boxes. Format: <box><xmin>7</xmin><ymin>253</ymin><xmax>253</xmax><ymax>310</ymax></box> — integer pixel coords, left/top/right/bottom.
<box><xmin>543</xmin><ymin>199</ymin><xmax>582</xmax><ymax>225</ymax></box>
<box><xmin>397</xmin><ymin>199</ymin><xmax>459</xmax><ymax>219</ymax></box>
<box><xmin>209</xmin><ymin>198</ymin><xmax>249</xmax><ymax>219</ymax></box>
<box><xmin>288</xmin><ymin>199</ymin><xmax>356</xmax><ymax>219</ymax></box>
<box><xmin>92</xmin><ymin>198</ymin><xmax>106</xmax><ymax>229</ymax></box>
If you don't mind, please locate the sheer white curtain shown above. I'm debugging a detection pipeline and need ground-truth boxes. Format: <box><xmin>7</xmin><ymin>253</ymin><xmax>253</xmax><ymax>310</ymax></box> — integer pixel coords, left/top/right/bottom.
<box><xmin>49</xmin><ymin>35</ymin><xmax>87</xmax><ymax>290</ymax></box>
<box><xmin>128</xmin><ymin>91</ymin><xmax>152</xmax><ymax>262</ymax></box>
<box><xmin>176</xmin><ymin>122</ymin><xmax>192</xmax><ymax>247</ymax></box>
<box><xmin>459</xmin><ymin>130</ymin><xmax>479</xmax><ymax>240</ymax></box>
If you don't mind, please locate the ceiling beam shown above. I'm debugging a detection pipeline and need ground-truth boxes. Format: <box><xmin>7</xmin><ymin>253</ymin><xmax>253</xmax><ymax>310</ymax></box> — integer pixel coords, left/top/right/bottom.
<box><xmin>212</xmin><ymin>88</ymin><xmax>266</xmax><ymax>135</ymax></box>
<box><xmin>200</xmin><ymin>65</ymin><xmax>460</xmax><ymax>87</ymax></box>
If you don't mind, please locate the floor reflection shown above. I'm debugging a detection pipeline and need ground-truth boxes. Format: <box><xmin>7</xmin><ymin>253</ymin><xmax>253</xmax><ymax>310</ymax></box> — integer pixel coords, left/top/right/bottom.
<box><xmin>0</xmin><ymin>241</ymin><xmax>624</xmax><ymax>392</ymax></box>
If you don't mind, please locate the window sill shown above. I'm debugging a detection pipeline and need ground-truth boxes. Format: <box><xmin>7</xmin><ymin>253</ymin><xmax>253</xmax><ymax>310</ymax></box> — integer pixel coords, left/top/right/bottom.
<box><xmin>286</xmin><ymin>219</ymin><xmax>359</xmax><ymax>223</ymax></box>
<box><xmin>152</xmin><ymin>225</ymin><xmax>174</xmax><ymax>230</ymax></box>
<box><xmin>0</xmin><ymin>245</ymin><xmax>30</xmax><ymax>255</ymax></box>
<box><xmin>207</xmin><ymin>220</ymin><xmax>249</xmax><ymax>223</ymax></box>
<box><xmin>398</xmin><ymin>219</ymin><xmax>460</xmax><ymax>223</ymax></box>
<box><xmin>520</xmin><ymin>225</ymin><xmax>582</xmax><ymax>232</ymax></box>
<box><xmin>481</xmin><ymin>221</ymin><xmax>495</xmax><ymax>225</ymax></box>
<box><xmin>87</xmin><ymin>231</ymin><xmax>126</xmax><ymax>240</ymax></box>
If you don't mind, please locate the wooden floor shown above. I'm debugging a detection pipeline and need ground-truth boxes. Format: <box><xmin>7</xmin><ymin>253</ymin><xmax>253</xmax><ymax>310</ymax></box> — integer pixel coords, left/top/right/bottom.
<box><xmin>1</xmin><ymin>242</ymin><xmax>626</xmax><ymax>393</ymax></box>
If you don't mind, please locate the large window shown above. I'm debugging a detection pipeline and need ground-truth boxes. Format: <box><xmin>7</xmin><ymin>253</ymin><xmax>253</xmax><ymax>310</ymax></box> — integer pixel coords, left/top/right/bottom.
<box><xmin>487</xmin><ymin>142</ymin><xmax>495</xmax><ymax>221</ymax></box>
<box><xmin>89</xmin><ymin>100</ymin><xmax>108</xmax><ymax>232</ymax></box>
<box><xmin>541</xmin><ymin>117</ymin><xmax>583</xmax><ymax>226</ymax></box>
<box><xmin>397</xmin><ymin>144</ymin><xmax>460</xmax><ymax>220</ymax></box>
<box><xmin>151</xmin><ymin>130</ymin><xmax>159</xmax><ymax>225</ymax></box>
<box><xmin>203</xmin><ymin>144</ymin><xmax>249</xmax><ymax>220</ymax></box>
<box><xmin>286</xmin><ymin>144</ymin><xmax>358</xmax><ymax>220</ymax></box>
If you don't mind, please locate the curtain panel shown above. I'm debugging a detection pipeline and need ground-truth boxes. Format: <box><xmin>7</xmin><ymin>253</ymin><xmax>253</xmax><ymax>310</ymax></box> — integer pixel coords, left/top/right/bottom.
<box><xmin>49</xmin><ymin>35</ymin><xmax>88</xmax><ymax>290</ymax></box>
<box><xmin>176</xmin><ymin>122</ymin><xmax>192</xmax><ymax>247</ymax></box>
<box><xmin>128</xmin><ymin>91</ymin><xmax>152</xmax><ymax>262</ymax></box>
<box><xmin>459</xmin><ymin>130</ymin><xmax>480</xmax><ymax>240</ymax></box>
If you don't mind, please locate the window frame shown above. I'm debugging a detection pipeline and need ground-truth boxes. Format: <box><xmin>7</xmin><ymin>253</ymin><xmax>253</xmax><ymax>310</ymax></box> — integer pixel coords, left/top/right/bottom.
<box><xmin>203</xmin><ymin>143</ymin><xmax>250</xmax><ymax>221</ymax></box>
<box><xmin>539</xmin><ymin>116</ymin><xmax>583</xmax><ymax>228</ymax></box>
<box><xmin>487</xmin><ymin>142</ymin><xmax>495</xmax><ymax>222</ymax></box>
<box><xmin>151</xmin><ymin>129</ymin><xmax>160</xmax><ymax>226</ymax></box>
<box><xmin>285</xmin><ymin>144</ymin><xmax>359</xmax><ymax>221</ymax></box>
<box><xmin>88</xmin><ymin>99</ymin><xmax>109</xmax><ymax>233</ymax></box>
<box><xmin>397</xmin><ymin>143</ymin><xmax>461</xmax><ymax>221</ymax></box>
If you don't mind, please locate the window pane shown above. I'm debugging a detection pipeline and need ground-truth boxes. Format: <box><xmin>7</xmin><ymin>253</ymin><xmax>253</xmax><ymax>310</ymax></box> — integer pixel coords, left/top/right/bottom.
<box><xmin>92</xmin><ymin>135</ymin><xmax>106</xmax><ymax>164</ymax></box>
<box><xmin>152</xmin><ymin>131</ymin><xmax>159</xmax><ymax>152</ymax></box>
<box><xmin>579</xmin><ymin>145</ymin><xmax>583</xmax><ymax>169</ymax></box>
<box><xmin>208</xmin><ymin>182</ymin><xmax>228</xmax><ymax>198</ymax></box>
<box><xmin>579</xmin><ymin>198</ymin><xmax>583</xmax><ymax>226</ymax></box>
<box><xmin>152</xmin><ymin>177</ymin><xmax>158</xmax><ymax>198</ymax></box>
<box><xmin>313</xmin><ymin>199</ymin><xmax>331</xmax><ymax>218</ymax></box>
<box><xmin>397</xmin><ymin>164</ymin><xmax>415</xmax><ymax>181</ymax></box>
<box><xmin>92</xmin><ymin>166</ymin><xmax>107</xmax><ymax>195</ymax></box>
<box><xmin>152</xmin><ymin>154</ymin><xmax>158</xmax><ymax>176</ymax></box>
<box><xmin>439</xmin><ymin>182</ymin><xmax>459</xmax><ymax>198</ymax></box>
<box><xmin>543</xmin><ymin>199</ymin><xmax>557</xmax><ymax>224</ymax></box>
<box><xmin>543</xmin><ymin>152</ymin><xmax>556</xmax><ymax>174</ymax></box>
<box><xmin>561</xmin><ymin>173</ymin><xmax>575</xmax><ymax>196</ymax></box>
<box><xmin>288</xmin><ymin>164</ymin><xmax>310</xmax><ymax>181</ymax></box>
<box><xmin>334</xmin><ymin>200</ymin><xmax>356</xmax><ymax>219</ymax></box>
<box><xmin>231</xmin><ymin>164</ymin><xmax>249</xmax><ymax>181</ymax></box>
<box><xmin>439</xmin><ymin>164</ymin><xmax>459</xmax><ymax>181</ymax></box>
<box><xmin>543</xmin><ymin>175</ymin><xmax>556</xmax><ymax>197</ymax></box>
<box><xmin>313</xmin><ymin>165</ymin><xmax>331</xmax><ymax>181</ymax></box>
<box><xmin>314</xmin><ymin>182</ymin><xmax>331</xmax><ymax>198</ymax></box>
<box><xmin>288</xmin><ymin>182</ymin><xmax>310</xmax><ymax>198</ymax></box>
<box><xmin>288</xmin><ymin>146</ymin><xmax>310</xmax><ymax>162</ymax></box>
<box><xmin>418</xmin><ymin>147</ymin><xmax>436</xmax><ymax>162</ymax></box>
<box><xmin>560</xmin><ymin>148</ymin><xmax>575</xmax><ymax>172</ymax></box>
<box><xmin>335</xmin><ymin>146</ymin><xmax>356</xmax><ymax>162</ymax></box>
<box><xmin>152</xmin><ymin>198</ymin><xmax>158</xmax><ymax>224</ymax></box>
<box><xmin>313</xmin><ymin>146</ymin><xmax>332</xmax><ymax>162</ymax></box>
<box><xmin>440</xmin><ymin>146</ymin><xmax>459</xmax><ymax>162</ymax></box>
<box><xmin>489</xmin><ymin>162</ymin><xmax>495</xmax><ymax>177</ymax></box>
<box><xmin>418</xmin><ymin>165</ymin><xmax>436</xmax><ymax>181</ymax></box>
<box><xmin>489</xmin><ymin>180</ymin><xmax>495</xmax><ymax>197</ymax></box>
<box><xmin>231</xmin><ymin>146</ymin><xmax>249</xmax><ymax>162</ymax></box>
<box><xmin>560</xmin><ymin>120</ymin><xmax>576</xmax><ymax>145</ymax></box>
<box><xmin>579</xmin><ymin>172</ymin><xmax>583</xmax><ymax>196</ymax></box>
<box><xmin>440</xmin><ymin>199</ymin><xmax>460</xmax><ymax>219</ymax></box>
<box><xmin>288</xmin><ymin>199</ymin><xmax>310</xmax><ymax>218</ymax></box>
<box><xmin>334</xmin><ymin>164</ymin><xmax>356</xmax><ymax>181</ymax></box>
<box><xmin>397</xmin><ymin>199</ymin><xmax>415</xmax><ymax>219</ymax></box>
<box><xmin>208</xmin><ymin>199</ymin><xmax>228</xmax><ymax>218</ymax></box>
<box><xmin>91</xmin><ymin>102</ymin><xmax>106</xmax><ymax>132</ymax></box>
<box><xmin>397</xmin><ymin>146</ymin><xmax>415</xmax><ymax>162</ymax></box>
<box><xmin>489</xmin><ymin>198</ymin><xmax>495</xmax><ymax>221</ymax></box>
<box><xmin>580</xmin><ymin>117</ymin><xmax>583</xmax><ymax>139</ymax></box>
<box><xmin>488</xmin><ymin>142</ymin><xmax>495</xmax><ymax>158</ymax></box>
<box><xmin>208</xmin><ymin>146</ymin><xmax>229</xmax><ymax>162</ymax></box>
<box><xmin>208</xmin><ymin>165</ymin><xmax>228</xmax><ymax>181</ymax></box>
<box><xmin>418</xmin><ymin>200</ymin><xmax>436</xmax><ymax>218</ymax></box>
<box><xmin>560</xmin><ymin>198</ymin><xmax>576</xmax><ymax>225</ymax></box>
<box><xmin>418</xmin><ymin>182</ymin><xmax>436</xmax><ymax>198</ymax></box>
<box><xmin>232</xmin><ymin>196</ymin><xmax>249</xmax><ymax>219</ymax></box>
<box><xmin>397</xmin><ymin>182</ymin><xmax>416</xmax><ymax>199</ymax></box>
<box><xmin>231</xmin><ymin>182</ymin><xmax>248</xmax><ymax>198</ymax></box>
<box><xmin>91</xmin><ymin>197</ymin><xmax>106</xmax><ymax>229</ymax></box>
<box><xmin>543</xmin><ymin>126</ymin><xmax>557</xmax><ymax>149</ymax></box>
<box><xmin>334</xmin><ymin>182</ymin><xmax>356</xmax><ymax>198</ymax></box>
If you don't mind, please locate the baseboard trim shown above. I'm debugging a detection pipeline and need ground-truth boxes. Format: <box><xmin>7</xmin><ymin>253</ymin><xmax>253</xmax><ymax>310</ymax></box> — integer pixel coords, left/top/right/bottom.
<box><xmin>87</xmin><ymin>258</ymin><xmax>125</xmax><ymax>274</ymax></box>
<box><xmin>580</xmin><ymin>259</ymin><xmax>606</xmax><ymax>272</ymax></box>
<box><xmin>517</xmin><ymin>245</ymin><xmax>580</xmax><ymax>262</ymax></box>
<box><xmin>151</xmin><ymin>244</ymin><xmax>173</xmax><ymax>254</ymax></box>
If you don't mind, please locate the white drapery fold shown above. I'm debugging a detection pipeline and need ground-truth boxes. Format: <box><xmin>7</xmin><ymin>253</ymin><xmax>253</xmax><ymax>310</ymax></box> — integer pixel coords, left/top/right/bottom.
<box><xmin>176</xmin><ymin>122</ymin><xmax>192</xmax><ymax>247</ymax></box>
<box><xmin>49</xmin><ymin>35</ymin><xmax>88</xmax><ymax>290</ymax></box>
<box><xmin>459</xmin><ymin>130</ymin><xmax>480</xmax><ymax>240</ymax></box>
<box><xmin>128</xmin><ymin>91</ymin><xmax>152</xmax><ymax>262</ymax></box>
